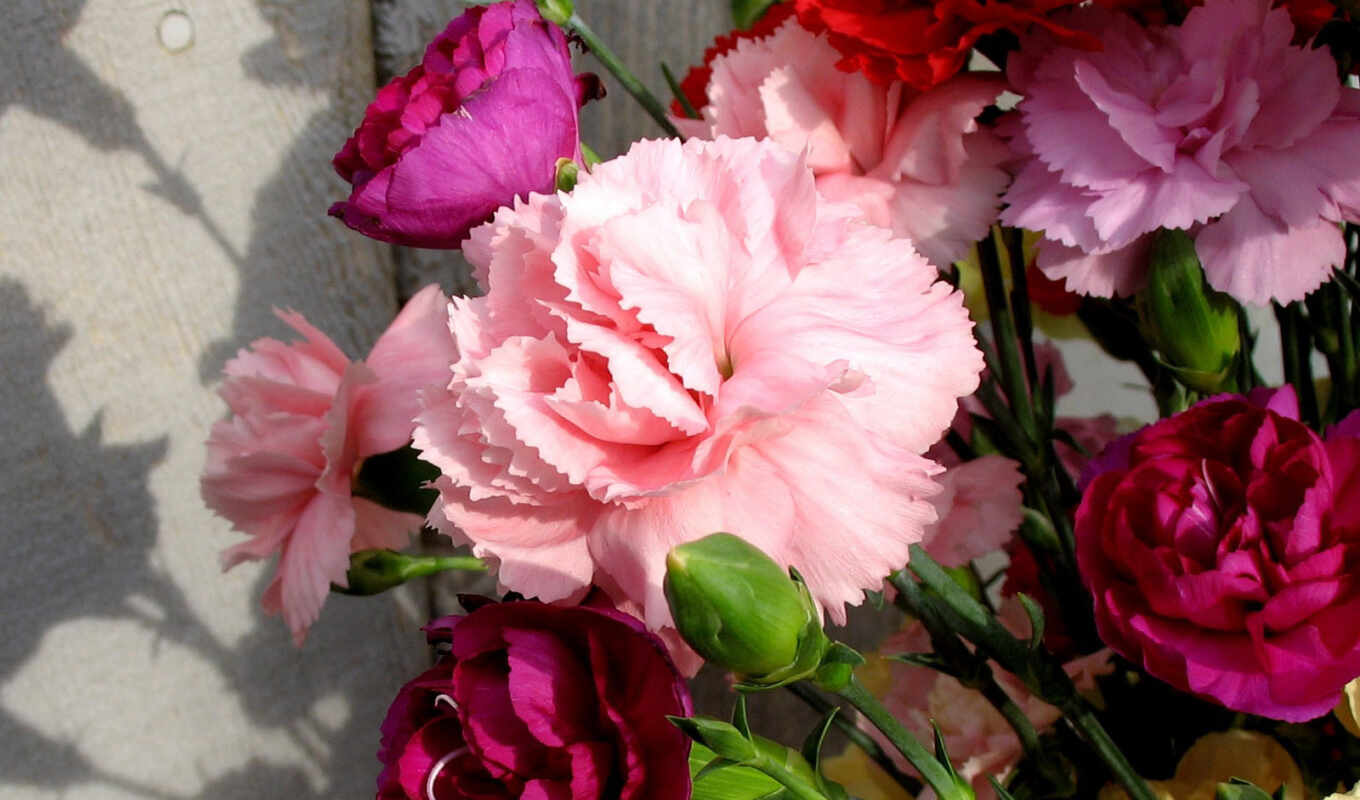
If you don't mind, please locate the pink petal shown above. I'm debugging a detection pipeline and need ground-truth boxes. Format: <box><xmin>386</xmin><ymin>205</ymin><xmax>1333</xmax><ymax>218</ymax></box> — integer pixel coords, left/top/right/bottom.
<box><xmin>1195</xmin><ymin>195</ymin><xmax>1343</xmax><ymax>305</ymax></box>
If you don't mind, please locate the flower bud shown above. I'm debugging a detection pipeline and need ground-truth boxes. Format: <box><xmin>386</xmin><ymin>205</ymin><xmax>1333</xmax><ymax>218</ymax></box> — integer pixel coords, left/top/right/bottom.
<box><xmin>535</xmin><ymin>0</ymin><xmax>574</xmax><ymax>25</ymax></box>
<box><xmin>1137</xmin><ymin>228</ymin><xmax>1242</xmax><ymax>393</ymax></box>
<box><xmin>664</xmin><ymin>533</ymin><xmax>829</xmax><ymax>687</ymax></box>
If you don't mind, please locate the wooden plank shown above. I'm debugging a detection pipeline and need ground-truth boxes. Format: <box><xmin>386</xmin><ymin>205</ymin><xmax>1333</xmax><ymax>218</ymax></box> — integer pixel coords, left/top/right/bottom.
<box><xmin>0</xmin><ymin>1</ymin><xmax>431</xmax><ymax>797</ymax></box>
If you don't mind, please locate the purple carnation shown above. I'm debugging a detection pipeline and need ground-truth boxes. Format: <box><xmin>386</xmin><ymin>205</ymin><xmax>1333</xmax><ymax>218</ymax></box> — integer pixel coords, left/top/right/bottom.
<box><xmin>331</xmin><ymin>0</ymin><xmax>598</xmax><ymax>249</ymax></box>
<box><xmin>1002</xmin><ymin>0</ymin><xmax>1360</xmax><ymax>305</ymax></box>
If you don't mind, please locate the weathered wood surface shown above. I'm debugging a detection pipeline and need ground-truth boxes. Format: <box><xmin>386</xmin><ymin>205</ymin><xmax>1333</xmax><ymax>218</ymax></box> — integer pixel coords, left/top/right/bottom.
<box><xmin>1</xmin><ymin>2</ymin><xmax>430</xmax><ymax>798</ymax></box>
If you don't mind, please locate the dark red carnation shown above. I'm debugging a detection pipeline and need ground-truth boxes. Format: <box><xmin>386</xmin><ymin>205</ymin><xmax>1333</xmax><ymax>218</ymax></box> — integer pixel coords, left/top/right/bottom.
<box><xmin>376</xmin><ymin>601</ymin><xmax>692</xmax><ymax>800</ymax></box>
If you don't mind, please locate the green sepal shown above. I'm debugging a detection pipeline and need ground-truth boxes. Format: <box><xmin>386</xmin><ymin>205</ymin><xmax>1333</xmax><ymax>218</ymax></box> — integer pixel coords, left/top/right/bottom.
<box><xmin>1137</xmin><ymin>227</ymin><xmax>1242</xmax><ymax>393</ymax></box>
<box><xmin>811</xmin><ymin>642</ymin><xmax>865</xmax><ymax>693</ymax></box>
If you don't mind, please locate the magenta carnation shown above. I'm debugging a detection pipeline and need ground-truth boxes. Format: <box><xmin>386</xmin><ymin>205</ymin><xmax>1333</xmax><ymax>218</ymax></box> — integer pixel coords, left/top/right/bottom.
<box><xmin>675</xmin><ymin>17</ymin><xmax>1010</xmax><ymax>269</ymax></box>
<box><xmin>376</xmin><ymin>600</ymin><xmax>692</xmax><ymax>800</ymax></box>
<box><xmin>330</xmin><ymin>0</ymin><xmax>594</xmax><ymax>248</ymax></box>
<box><xmin>1002</xmin><ymin>0</ymin><xmax>1360</xmax><ymax>305</ymax></box>
<box><xmin>412</xmin><ymin>136</ymin><xmax>982</xmax><ymax>665</ymax></box>
<box><xmin>201</xmin><ymin>286</ymin><xmax>454</xmax><ymax>643</ymax></box>
<box><xmin>1076</xmin><ymin>386</ymin><xmax>1360</xmax><ymax>721</ymax></box>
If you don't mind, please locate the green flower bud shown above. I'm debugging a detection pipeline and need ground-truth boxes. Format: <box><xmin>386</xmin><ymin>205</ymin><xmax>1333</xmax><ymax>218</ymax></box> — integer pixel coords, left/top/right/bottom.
<box><xmin>554</xmin><ymin>158</ymin><xmax>580</xmax><ymax>192</ymax></box>
<box><xmin>664</xmin><ymin>533</ymin><xmax>830</xmax><ymax>687</ymax></box>
<box><xmin>535</xmin><ymin>0</ymin><xmax>574</xmax><ymax>26</ymax></box>
<box><xmin>1137</xmin><ymin>228</ymin><xmax>1242</xmax><ymax>393</ymax></box>
<box><xmin>334</xmin><ymin>549</ymin><xmax>487</xmax><ymax>596</ymax></box>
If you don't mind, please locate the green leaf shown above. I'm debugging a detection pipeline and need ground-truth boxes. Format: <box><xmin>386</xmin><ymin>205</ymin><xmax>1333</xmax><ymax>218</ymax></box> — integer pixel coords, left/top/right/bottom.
<box><xmin>989</xmin><ymin>776</ymin><xmax>1020</xmax><ymax>800</ymax></box>
<box><xmin>1214</xmin><ymin>778</ymin><xmax>1277</xmax><ymax>800</ymax></box>
<box><xmin>1016</xmin><ymin>593</ymin><xmax>1046</xmax><ymax>652</ymax></box>
<box><xmin>669</xmin><ymin>716</ymin><xmax>759</xmax><ymax>763</ymax></box>
<box><xmin>800</xmin><ymin>708</ymin><xmax>839</xmax><ymax>770</ymax></box>
<box><xmin>690</xmin><ymin>743</ymin><xmax>791</xmax><ymax>800</ymax></box>
<box><xmin>732</xmin><ymin>0</ymin><xmax>778</xmax><ymax>28</ymax></box>
<box><xmin>733</xmin><ymin>695</ymin><xmax>753</xmax><ymax>740</ymax></box>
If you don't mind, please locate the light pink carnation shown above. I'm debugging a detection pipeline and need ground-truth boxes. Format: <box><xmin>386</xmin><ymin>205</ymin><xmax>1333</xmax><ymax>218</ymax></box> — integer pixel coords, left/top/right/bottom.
<box><xmin>414</xmin><ymin>136</ymin><xmax>982</xmax><ymax>661</ymax></box>
<box><xmin>675</xmin><ymin>18</ymin><xmax>1010</xmax><ymax>269</ymax></box>
<box><xmin>1002</xmin><ymin>0</ymin><xmax>1360</xmax><ymax>305</ymax></box>
<box><xmin>202</xmin><ymin>285</ymin><xmax>454</xmax><ymax>643</ymax></box>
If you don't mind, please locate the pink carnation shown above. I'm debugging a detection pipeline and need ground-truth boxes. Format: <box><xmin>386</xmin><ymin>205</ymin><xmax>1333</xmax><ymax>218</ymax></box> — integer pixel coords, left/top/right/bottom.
<box><xmin>675</xmin><ymin>18</ymin><xmax>1010</xmax><ymax>269</ymax></box>
<box><xmin>413</xmin><ymin>136</ymin><xmax>982</xmax><ymax>664</ymax></box>
<box><xmin>1002</xmin><ymin>0</ymin><xmax>1360</xmax><ymax>305</ymax></box>
<box><xmin>921</xmin><ymin>454</ymin><xmax>1026</xmax><ymax>567</ymax></box>
<box><xmin>202</xmin><ymin>286</ymin><xmax>454</xmax><ymax>643</ymax></box>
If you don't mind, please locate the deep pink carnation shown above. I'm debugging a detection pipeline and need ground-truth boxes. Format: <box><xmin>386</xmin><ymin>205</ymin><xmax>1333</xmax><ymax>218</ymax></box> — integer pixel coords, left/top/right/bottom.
<box><xmin>413</xmin><ymin>136</ymin><xmax>982</xmax><ymax>666</ymax></box>
<box><xmin>1077</xmin><ymin>386</ymin><xmax>1360</xmax><ymax>720</ymax></box>
<box><xmin>375</xmin><ymin>600</ymin><xmax>692</xmax><ymax>800</ymax></box>
<box><xmin>1002</xmin><ymin>0</ymin><xmax>1360</xmax><ymax>305</ymax></box>
<box><xmin>675</xmin><ymin>17</ymin><xmax>1009</xmax><ymax>269</ymax></box>
<box><xmin>201</xmin><ymin>286</ymin><xmax>454</xmax><ymax>643</ymax></box>
<box><xmin>330</xmin><ymin>0</ymin><xmax>595</xmax><ymax>248</ymax></box>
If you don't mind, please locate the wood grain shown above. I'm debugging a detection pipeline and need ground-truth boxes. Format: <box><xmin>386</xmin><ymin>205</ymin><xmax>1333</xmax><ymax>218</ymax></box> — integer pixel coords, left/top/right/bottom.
<box><xmin>0</xmin><ymin>2</ymin><xmax>429</xmax><ymax>797</ymax></box>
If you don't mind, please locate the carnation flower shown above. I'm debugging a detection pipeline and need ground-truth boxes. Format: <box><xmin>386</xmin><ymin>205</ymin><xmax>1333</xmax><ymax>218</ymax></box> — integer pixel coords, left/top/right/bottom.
<box><xmin>201</xmin><ymin>286</ymin><xmax>453</xmax><ymax>642</ymax></box>
<box><xmin>1077</xmin><ymin>386</ymin><xmax>1360</xmax><ymax>721</ymax></box>
<box><xmin>675</xmin><ymin>16</ymin><xmax>1010</xmax><ymax>268</ymax></box>
<box><xmin>920</xmin><ymin>454</ymin><xmax>1025</xmax><ymax>567</ymax></box>
<box><xmin>1002</xmin><ymin>0</ymin><xmax>1360</xmax><ymax>305</ymax></box>
<box><xmin>1098</xmin><ymin>730</ymin><xmax>1305</xmax><ymax>800</ymax></box>
<box><xmin>330</xmin><ymin>0</ymin><xmax>597</xmax><ymax>248</ymax></box>
<box><xmin>413</xmin><ymin>136</ymin><xmax>981</xmax><ymax>665</ymax></box>
<box><xmin>377</xmin><ymin>599</ymin><xmax>692</xmax><ymax>800</ymax></box>
<box><xmin>790</xmin><ymin>0</ymin><xmax>1103</xmax><ymax>90</ymax></box>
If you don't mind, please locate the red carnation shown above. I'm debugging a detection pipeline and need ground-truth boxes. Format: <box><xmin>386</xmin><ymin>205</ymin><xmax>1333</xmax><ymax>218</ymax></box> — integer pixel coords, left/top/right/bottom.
<box><xmin>790</xmin><ymin>0</ymin><xmax>1103</xmax><ymax>89</ymax></box>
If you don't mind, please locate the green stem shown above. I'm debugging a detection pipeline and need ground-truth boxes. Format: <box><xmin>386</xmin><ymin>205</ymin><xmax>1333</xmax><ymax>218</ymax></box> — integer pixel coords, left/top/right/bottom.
<box><xmin>977</xmin><ymin>229</ymin><xmax>1038</xmax><ymax>442</ymax></box>
<box><xmin>786</xmin><ymin>683</ymin><xmax>923</xmax><ymax>796</ymax></box>
<box><xmin>889</xmin><ymin>573</ymin><xmax>1045</xmax><ymax>764</ymax></box>
<box><xmin>661</xmin><ymin>62</ymin><xmax>700</xmax><ymax>120</ymax></box>
<box><xmin>1334</xmin><ymin>281</ymin><xmax>1357</xmax><ymax>415</ymax></box>
<box><xmin>751</xmin><ymin>753</ymin><xmax>832</xmax><ymax>800</ymax></box>
<box><xmin>829</xmin><ymin>678</ymin><xmax>969</xmax><ymax>800</ymax></box>
<box><xmin>561</xmin><ymin>13</ymin><xmax>680</xmax><ymax>138</ymax></box>
<box><xmin>1004</xmin><ymin>228</ymin><xmax>1040</xmax><ymax>394</ymax></box>
<box><xmin>1275</xmin><ymin>302</ymin><xmax>1320</xmax><ymax>428</ymax></box>
<box><xmin>907</xmin><ymin>546</ymin><xmax>1157</xmax><ymax>800</ymax></box>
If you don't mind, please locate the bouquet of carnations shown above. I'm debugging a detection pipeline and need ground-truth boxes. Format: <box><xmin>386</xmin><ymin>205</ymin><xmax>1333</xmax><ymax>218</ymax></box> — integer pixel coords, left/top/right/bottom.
<box><xmin>199</xmin><ymin>0</ymin><xmax>1360</xmax><ymax>797</ymax></box>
